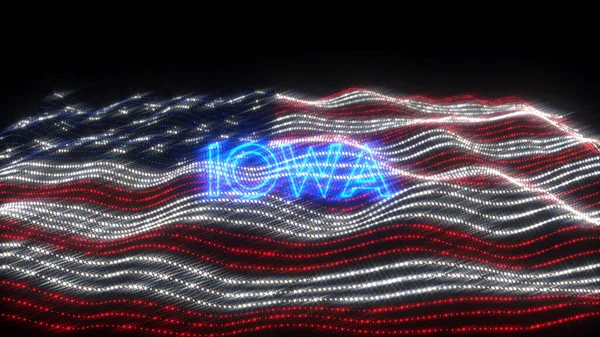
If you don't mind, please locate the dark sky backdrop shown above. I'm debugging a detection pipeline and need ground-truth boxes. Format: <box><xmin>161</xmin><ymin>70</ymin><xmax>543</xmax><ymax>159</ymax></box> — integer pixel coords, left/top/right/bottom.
<box><xmin>1</xmin><ymin>40</ymin><xmax>599</xmax><ymax>132</ymax></box>
<box><xmin>1</xmin><ymin>38</ymin><xmax>600</xmax><ymax>337</ymax></box>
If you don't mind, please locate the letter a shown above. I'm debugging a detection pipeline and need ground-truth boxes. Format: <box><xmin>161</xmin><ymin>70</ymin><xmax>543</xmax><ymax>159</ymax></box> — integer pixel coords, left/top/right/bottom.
<box><xmin>340</xmin><ymin>146</ymin><xmax>391</xmax><ymax>199</ymax></box>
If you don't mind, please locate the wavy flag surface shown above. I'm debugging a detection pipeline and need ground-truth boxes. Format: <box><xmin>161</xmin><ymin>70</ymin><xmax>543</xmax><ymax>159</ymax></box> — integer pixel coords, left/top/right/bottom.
<box><xmin>1</xmin><ymin>89</ymin><xmax>600</xmax><ymax>335</ymax></box>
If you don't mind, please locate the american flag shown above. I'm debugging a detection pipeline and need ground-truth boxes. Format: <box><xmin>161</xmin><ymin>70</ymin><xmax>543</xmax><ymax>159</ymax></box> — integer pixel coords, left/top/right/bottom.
<box><xmin>1</xmin><ymin>89</ymin><xmax>600</xmax><ymax>335</ymax></box>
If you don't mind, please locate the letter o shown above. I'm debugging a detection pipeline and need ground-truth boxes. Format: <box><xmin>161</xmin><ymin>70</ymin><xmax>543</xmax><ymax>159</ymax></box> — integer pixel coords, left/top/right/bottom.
<box><xmin>224</xmin><ymin>143</ymin><xmax>279</xmax><ymax>198</ymax></box>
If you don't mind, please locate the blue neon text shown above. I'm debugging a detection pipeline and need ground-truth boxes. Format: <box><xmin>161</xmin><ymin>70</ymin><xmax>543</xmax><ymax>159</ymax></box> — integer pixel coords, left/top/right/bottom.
<box><xmin>206</xmin><ymin>142</ymin><xmax>392</xmax><ymax>199</ymax></box>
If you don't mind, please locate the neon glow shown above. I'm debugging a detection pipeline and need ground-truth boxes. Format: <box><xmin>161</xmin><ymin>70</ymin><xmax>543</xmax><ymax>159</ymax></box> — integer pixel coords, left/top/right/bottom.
<box><xmin>206</xmin><ymin>141</ymin><xmax>392</xmax><ymax>199</ymax></box>
<box><xmin>0</xmin><ymin>89</ymin><xmax>600</xmax><ymax>336</ymax></box>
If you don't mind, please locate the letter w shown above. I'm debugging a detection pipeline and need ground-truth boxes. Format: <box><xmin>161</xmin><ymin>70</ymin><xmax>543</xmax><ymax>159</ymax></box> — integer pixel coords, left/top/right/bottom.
<box><xmin>279</xmin><ymin>144</ymin><xmax>342</xmax><ymax>198</ymax></box>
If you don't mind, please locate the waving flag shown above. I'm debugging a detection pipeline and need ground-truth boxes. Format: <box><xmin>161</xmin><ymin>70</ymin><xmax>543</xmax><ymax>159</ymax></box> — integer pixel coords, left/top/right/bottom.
<box><xmin>1</xmin><ymin>89</ymin><xmax>600</xmax><ymax>335</ymax></box>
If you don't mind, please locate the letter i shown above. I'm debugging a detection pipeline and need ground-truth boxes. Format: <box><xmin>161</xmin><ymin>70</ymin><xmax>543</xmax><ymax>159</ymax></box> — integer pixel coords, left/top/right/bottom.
<box><xmin>208</xmin><ymin>142</ymin><xmax>221</xmax><ymax>196</ymax></box>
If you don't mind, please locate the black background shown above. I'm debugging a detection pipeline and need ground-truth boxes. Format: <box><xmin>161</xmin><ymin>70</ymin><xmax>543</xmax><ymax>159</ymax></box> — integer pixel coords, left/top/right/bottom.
<box><xmin>1</xmin><ymin>36</ymin><xmax>600</xmax><ymax>132</ymax></box>
<box><xmin>1</xmin><ymin>31</ymin><xmax>600</xmax><ymax>337</ymax></box>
